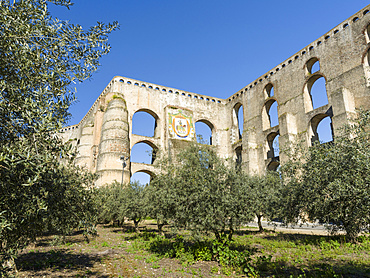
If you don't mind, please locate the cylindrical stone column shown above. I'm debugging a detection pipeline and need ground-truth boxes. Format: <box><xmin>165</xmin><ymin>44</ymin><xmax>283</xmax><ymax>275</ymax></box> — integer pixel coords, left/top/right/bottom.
<box><xmin>75</xmin><ymin>119</ymin><xmax>94</xmax><ymax>170</ymax></box>
<box><xmin>96</xmin><ymin>95</ymin><xmax>130</xmax><ymax>187</ymax></box>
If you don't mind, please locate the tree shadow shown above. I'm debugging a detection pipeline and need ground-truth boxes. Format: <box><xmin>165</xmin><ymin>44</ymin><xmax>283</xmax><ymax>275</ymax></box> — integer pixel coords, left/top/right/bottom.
<box><xmin>16</xmin><ymin>249</ymin><xmax>107</xmax><ymax>277</ymax></box>
<box><xmin>262</xmin><ymin>232</ymin><xmax>349</xmax><ymax>246</ymax></box>
<box><xmin>35</xmin><ymin>237</ymin><xmax>88</xmax><ymax>248</ymax></box>
<box><xmin>234</xmin><ymin>229</ymin><xmax>276</xmax><ymax>236</ymax></box>
<box><xmin>256</xmin><ymin>258</ymin><xmax>370</xmax><ymax>277</ymax></box>
<box><xmin>248</xmin><ymin>233</ymin><xmax>370</xmax><ymax>277</ymax></box>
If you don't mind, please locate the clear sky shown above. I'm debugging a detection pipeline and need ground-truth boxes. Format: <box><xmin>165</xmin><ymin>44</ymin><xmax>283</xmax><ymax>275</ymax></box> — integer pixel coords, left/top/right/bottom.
<box><xmin>50</xmin><ymin>1</ymin><xmax>368</xmax><ymax>183</ymax></box>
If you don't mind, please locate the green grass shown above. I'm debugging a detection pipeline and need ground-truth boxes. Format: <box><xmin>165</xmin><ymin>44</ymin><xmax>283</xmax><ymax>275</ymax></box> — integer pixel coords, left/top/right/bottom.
<box><xmin>125</xmin><ymin>229</ymin><xmax>370</xmax><ymax>277</ymax></box>
<box><xmin>16</xmin><ymin>223</ymin><xmax>370</xmax><ymax>277</ymax></box>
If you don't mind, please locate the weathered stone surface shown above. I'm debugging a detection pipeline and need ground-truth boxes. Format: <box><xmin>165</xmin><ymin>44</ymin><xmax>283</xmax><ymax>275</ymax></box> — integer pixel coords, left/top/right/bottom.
<box><xmin>60</xmin><ymin>5</ymin><xmax>370</xmax><ymax>186</ymax></box>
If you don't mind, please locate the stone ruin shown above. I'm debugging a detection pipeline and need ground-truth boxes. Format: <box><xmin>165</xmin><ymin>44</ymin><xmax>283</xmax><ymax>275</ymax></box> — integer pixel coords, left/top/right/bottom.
<box><xmin>61</xmin><ymin>5</ymin><xmax>370</xmax><ymax>186</ymax></box>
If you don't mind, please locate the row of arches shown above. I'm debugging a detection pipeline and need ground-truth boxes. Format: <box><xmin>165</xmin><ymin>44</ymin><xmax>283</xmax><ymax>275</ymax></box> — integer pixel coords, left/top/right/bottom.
<box><xmin>263</xmin><ymin>59</ymin><xmax>327</xmax><ymax>126</ymax></box>
<box><xmin>130</xmin><ymin>110</ymin><xmax>217</xmax><ymax>186</ymax></box>
<box><xmin>261</xmin><ymin>58</ymin><xmax>330</xmax><ymax>131</ymax></box>
<box><xmin>264</xmin><ymin>112</ymin><xmax>333</xmax><ymax>171</ymax></box>
<box><xmin>132</xmin><ymin>110</ymin><xmax>216</xmax><ymax>144</ymax></box>
<box><xmin>130</xmin><ymin>55</ymin><xmax>333</xmax><ymax>180</ymax></box>
<box><xmin>228</xmin><ymin>9</ymin><xmax>369</xmax><ymax>101</ymax></box>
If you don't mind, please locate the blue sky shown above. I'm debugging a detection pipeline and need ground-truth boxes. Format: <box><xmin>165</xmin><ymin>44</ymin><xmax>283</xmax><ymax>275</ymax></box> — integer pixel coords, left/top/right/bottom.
<box><xmin>50</xmin><ymin>1</ymin><xmax>368</xmax><ymax>183</ymax></box>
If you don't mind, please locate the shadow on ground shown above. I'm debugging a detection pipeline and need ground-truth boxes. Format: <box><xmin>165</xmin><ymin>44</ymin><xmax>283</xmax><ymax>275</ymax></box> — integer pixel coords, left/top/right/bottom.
<box><xmin>15</xmin><ymin>249</ymin><xmax>107</xmax><ymax>277</ymax></box>
<box><xmin>256</xmin><ymin>259</ymin><xmax>370</xmax><ymax>278</ymax></box>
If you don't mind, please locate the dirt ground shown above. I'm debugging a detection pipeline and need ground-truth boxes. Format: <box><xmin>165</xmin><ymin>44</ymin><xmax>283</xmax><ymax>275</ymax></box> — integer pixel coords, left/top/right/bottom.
<box><xmin>15</xmin><ymin>221</ymin><xmax>229</xmax><ymax>278</ymax></box>
<box><xmin>13</xmin><ymin>221</ymin><xmax>355</xmax><ymax>278</ymax></box>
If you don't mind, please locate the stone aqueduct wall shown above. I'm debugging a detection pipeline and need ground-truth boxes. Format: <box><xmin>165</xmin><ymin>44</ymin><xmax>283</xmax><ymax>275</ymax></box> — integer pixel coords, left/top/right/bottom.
<box><xmin>61</xmin><ymin>5</ymin><xmax>370</xmax><ymax>186</ymax></box>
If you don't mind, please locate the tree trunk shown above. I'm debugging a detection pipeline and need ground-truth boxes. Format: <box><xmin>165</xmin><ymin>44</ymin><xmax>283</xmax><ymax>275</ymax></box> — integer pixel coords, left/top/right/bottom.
<box><xmin>213</xmin><ymin>230</ymin><xmax>221</xmax><ymax>242</ymax></box>
<box><xmin>228</xmin><ymin>218</ymin><xmax>234</xmax><ymax>241</ymax></box>
<box><xmin>133</xmin><ymin>219</ymin><xmax>140</xmax><ymax>232</ymax></box>
<box><xmin>257</xmin><ymin>214</ymin><xmax>264</xmax><ymax>232</ymax></box>
<box><xmin>157</xmin><ymin>222</ymin><xmax>165</xmax><ymax>236</ymax></box>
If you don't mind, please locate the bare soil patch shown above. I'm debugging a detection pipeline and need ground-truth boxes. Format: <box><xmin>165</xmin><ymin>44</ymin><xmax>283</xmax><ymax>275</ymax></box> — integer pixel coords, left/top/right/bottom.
<box><xmin>14</xmin><ymin>221</ymin><xmax>370</xmax><ymax>277</ymax></box>
<box><xmin>16</xmin><ymin>222</ymin><xmax>226</xmax><ymax>277</ymax></box>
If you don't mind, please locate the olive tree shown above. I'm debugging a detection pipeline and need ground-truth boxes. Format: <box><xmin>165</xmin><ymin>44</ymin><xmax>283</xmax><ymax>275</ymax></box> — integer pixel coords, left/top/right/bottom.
<box><xmin>249</xmin><ymin>171</ymin><xmax>281</xmax><ymax>232</ymax></box>
<box><xmin>0</xmin><ymin>0</ymin><xmax>118</xmax><ymax>271</ymax></box>
<box><xmin>146</xmin><ymin>165</ymin><xmax>177</xmax><ymax>236</ymax></box>
<box><xmin>121</xmin><ymin>181</ymin><xmax>148</xmax><ymax>232</ymax></box>
<box><xmin>279</xmin><ymin>110</ymin><xmax>370</xmax><ymax>241</ymax></box>
<box><xmin>95</xmin><ymin>182</ymin><xmax>126</xmax><ymax>226</ymax></box>
<box><xmin>96</xmin><ymin>181</ymin><xmax>148</xmax><ymax>232</ymax></box>
<box><xmin>152</xmin><ymin>142</ymin><xmax>254</xmax><ymax>243</ymax></box>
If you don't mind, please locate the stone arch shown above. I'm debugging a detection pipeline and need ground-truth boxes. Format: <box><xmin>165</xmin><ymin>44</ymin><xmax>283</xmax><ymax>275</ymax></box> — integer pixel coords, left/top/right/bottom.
<box><xmin>362</xmin><ymin>47</ymin><xmax>370</xmax><ymax>86</ymax></box>
<box><xmin>303</xmin><ymin>74</ymin><xmax>328</xmax><ymax>112</ymax></box>
<box><xmin>132</xmin><ymin>108</ymin><xmax>160</xmax><ymax>137</ymax></box>
<box><xmin>232</xmin><ymin>102</ymin><xmax>243</xmax><ymax>139</ymax></box>
<box><xmin>195</xmin><ymin>119</ymin><xmax>215</xmax><ymax>145</ymax></box>
<box><xmin>263</xmin><ymin>83</ymin><xmax>275</xmax><ymax>98</ymax></box>
<box><xmin>305</xmin><ymin>57</ymin><xmax>320</xmax><ymax>75</ymax></box>
<box><xmin>364</xmin><ymin>47</ymin><xmax>370</xmax><ymax>66</ymax></box>
<box><xmin>130</xmin><ymin>140</ymin><xmax>158</xmax><ymax>165</ymax></box>
<box><xmin>266</xmin><ymin>131</ymin><xmax>279</xmax><ymax>159</ymax></box>
<box><xmin>308</xmin><ymin>113</ymin><xmax>334</xmax><ymax>145</ymax></box>
<box><xmin>365</xmin><ymin>23</ymin><xmax>370</xmax><ymax>43</ymax></box>
<box><xmin>262</xmin><ymin>98</ymin><xmax>279</xmax><ymax>130</ymax></box>
<box><xmin>130</xmin><ymin>170</ymin><xmax>155</xmax><ymax>185</ymax></box>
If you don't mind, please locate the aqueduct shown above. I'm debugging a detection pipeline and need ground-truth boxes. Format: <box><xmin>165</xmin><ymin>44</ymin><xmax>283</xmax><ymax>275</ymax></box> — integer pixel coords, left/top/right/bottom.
<box><xmin>61</xmin><ymin>5</ymin><xmax>370</xmax><ymax>186</ymax></box>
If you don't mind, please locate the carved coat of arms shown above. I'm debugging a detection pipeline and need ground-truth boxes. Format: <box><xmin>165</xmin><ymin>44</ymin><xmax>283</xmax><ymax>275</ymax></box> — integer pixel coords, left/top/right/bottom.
<box><xmin>168</xmin><ymin>110</ymin><xmax>195</xmax><ymax>140</ymax></box>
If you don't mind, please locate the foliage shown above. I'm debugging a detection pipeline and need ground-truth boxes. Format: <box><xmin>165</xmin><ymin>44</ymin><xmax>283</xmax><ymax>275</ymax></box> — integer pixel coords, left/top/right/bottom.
<box><xmin>151</xmin><ymin>142</ymin><xmax>254</xmax><ymax>243</ymax></box>
<box><xmin>0</xmin><ymin>0</ymin><xmax>117</xmax><ymax>272</ymax></box>
<box><xmin>145</xmin><ymin>155</ymin><xmax>177</xmax><ymax>235</ymax></box>
<box><xmin>249</xmin><ymin>171</ymin><xmax>281</xmax><ymax>232</ymax></box>
<box><xmin>121</xmin><ymin>181</ymin><xmax>148</xmax><ymax>231</ymax></box>
<box><xmin>0</xmin><ymin>140</ymin><xmax>98</xmax><ymax>273</ymax></box>
<box><xmin>96</xmin><ymin>181</ymin><xmax>148</xmax><ymax>231</ymax></box>
<box><xmin>95</xmin><ymin>182</ymin><xmax>126</xmax><ymax>226</ymax></box>
<box><xmin>278</xmin><ymin>109</ymin><xmax>370</xmax><ymax>241</ymax></box>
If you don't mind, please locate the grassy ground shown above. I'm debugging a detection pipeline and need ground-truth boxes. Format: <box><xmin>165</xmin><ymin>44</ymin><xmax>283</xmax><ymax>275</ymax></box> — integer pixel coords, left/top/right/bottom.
<box><xmin>15</xmin><ymin>221</ymin><xmax>370</xmax><ymax>277</ymax></box>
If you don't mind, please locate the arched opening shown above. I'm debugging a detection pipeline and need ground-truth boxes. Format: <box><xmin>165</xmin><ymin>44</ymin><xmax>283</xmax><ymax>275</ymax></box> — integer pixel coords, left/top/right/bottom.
<box><xmin>132</xmin><ymin>109</ymin><xmax>159</xmax><ymax>137</ymax></box>
<box><xmin>238</xmin><ymin>105</ymin><xmax>243</xmax><ymax>138</ymax></box>
<box><xmin>304</xmin><ymin>75</ymin><xmax>328</xmax><ymax>112</ymax></box>
<box><xmin>308</xmin><ymin>113</ymin><xmax>334</xmax><ymax>145</ymax></box>
<box><xmin>272</xmin><ymin>135</ymin><xmax>279</xmax><ymax>157</ymax></box>
<box><xmin>130</xmin><ymin>141</ymin><xmax>157</xmax><ymax>164</ymax></box>
<box><xmin>235</xmin><ymin>146</ymin><xmax>242</xmax><ymax>165</ymax></box>
<box><xmin>367</xmin><ymin>24</ymin><xmax>370</xmax><ymax>42</ymax></box>
<box><xmin>130</xmin><ymin>170</ymin><xmax>154</xmax><ymax>186</ymax></box>
<box><xmin>195</xmin><ymin>120</ymin><xmax>214</xmax><ymax>145</ymax></box>
<box><xmin>264</xmin><ymin>83</ymin><xmax>274</xmax><ymax>98</ymax></box>
<box><xmin>266</xmin><ymin>132</ymin><xmax>279</xmax><ymax>159</ymax></box>
<box><xmin>262</xmin><ymin>99</ymin><xmax>279</xmax><ymax>130</ymax></box>
<box><xmin>310</xmin><ymin>77</ymin><xmax>328</xmax><ymax>109</ymax></box>
<box><xmin>232</xmin><ymin>103</ymin><xmax>243</xmax><ymax>140</ymax></box>
<box><xmin>306</xmin><ymin>57</ymin><xmax>320</xmax><ymax>74</ymax></box>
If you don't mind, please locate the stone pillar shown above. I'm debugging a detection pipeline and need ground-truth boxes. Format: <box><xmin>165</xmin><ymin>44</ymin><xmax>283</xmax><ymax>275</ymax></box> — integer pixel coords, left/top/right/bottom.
<box><xmin>278</xmin><ymin>112</ymin><xmax>298</xmax><ymax>164</ymax></box>
<box><xmin>96</xmin><ymin>95</ymin><xmax>130</xmax><ymax>187</ymax></box>
<box><xmin>75</xmin><ymin>119</ymin><xmax>94</xmax><ymax>170</ymax></box>
<box><xmin>244</xmin><ymin>125</ymin><xmax>260</xmax><ymax>174</ymax></box>
<box><xmin>330</xmin><ymin>87</ymin><xmax>356</xmax><ymax>137</ymax></box>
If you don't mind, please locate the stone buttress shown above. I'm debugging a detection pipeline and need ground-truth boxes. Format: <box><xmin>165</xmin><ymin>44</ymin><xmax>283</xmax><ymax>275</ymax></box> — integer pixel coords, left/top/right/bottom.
<box><xmin>95</xmin><ymin>94</ymin><xmax>130</xmax><ymax>187</ymax></box>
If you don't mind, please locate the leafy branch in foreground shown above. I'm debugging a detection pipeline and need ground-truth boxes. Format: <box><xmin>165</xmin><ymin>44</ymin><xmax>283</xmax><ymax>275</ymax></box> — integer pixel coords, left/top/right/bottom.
<box><xmin>0</xmin><ymin>0</ymin><xmax>118</xmax><ymax>273</ymax></box>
